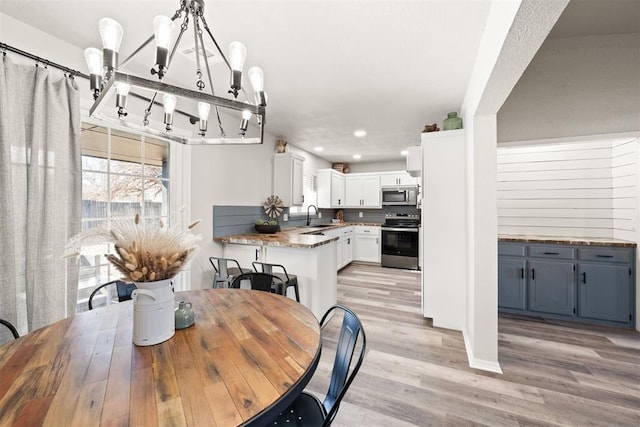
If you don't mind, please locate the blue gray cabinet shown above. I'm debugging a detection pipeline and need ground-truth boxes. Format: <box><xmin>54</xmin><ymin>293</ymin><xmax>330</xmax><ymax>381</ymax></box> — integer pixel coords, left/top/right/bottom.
<box><xmin>528</xmin><ymin>259</ymin><xmax>574</xmax><ymax>316</ymax></box>
<box><xmin>498</xmin><ymin>243</ymin><xmax>526</xmax><ymax>311</ymax></box>
<box><xmin>498</xmin><ymin>240</ymin><xmax>635</xmax><ymax>328</ymax></box>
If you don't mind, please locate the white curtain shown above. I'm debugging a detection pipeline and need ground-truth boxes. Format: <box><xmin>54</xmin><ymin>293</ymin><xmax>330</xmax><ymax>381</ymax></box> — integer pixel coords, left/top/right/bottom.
<box><xmin>0</xmin><ymin>55</ymin><xmax>81</xmax><ymax>340</ymax></box>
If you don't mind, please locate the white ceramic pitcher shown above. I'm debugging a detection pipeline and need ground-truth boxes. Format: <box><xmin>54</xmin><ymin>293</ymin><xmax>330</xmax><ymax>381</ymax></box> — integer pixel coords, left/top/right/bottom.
<box><xmin>131</xmin><ymin>278</ymin><xmax>175</xmax><ymax>346</ymax></box>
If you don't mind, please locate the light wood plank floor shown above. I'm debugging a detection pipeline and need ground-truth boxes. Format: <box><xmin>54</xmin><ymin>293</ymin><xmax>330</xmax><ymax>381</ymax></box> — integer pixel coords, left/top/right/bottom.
<box><xmin>304</xmin><ymin>262</ymin><xmax>640</xmax><ymax>426</ymax></box>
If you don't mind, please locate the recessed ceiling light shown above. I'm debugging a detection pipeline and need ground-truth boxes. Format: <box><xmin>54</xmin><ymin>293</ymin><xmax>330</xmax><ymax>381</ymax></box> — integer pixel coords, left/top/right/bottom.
<box><xmin>354</xmin><ymin>130</ymin><xmax>366</xmax><ymax>138</ymax></box>
<box><xmin>314</xmin><ymin>147</ymin><xmax>324</xmax><ymax>152</ymax></box>
<box><xmin>401</xmin><ymin>150</ymin><xmax>408</xmax><ymax>156</ymax></box>
<box><xmin>353</xmin><ymin>154</ymin><xmax>362</xmax><ymax>160</ymax></box>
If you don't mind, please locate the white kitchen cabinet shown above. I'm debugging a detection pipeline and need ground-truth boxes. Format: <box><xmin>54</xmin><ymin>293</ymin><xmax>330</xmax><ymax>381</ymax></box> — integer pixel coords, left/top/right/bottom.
<box><xmin>345</xmin><ymin>175</ymin><xmax>381</xmax><ymax>208</ymax></box>
<box><xmin>223</xmin><ymin>244</ymin><xmax>262</xmax><ymax>268</ymax></box>
<box><xmin>317</xmin><ymin>169</ymin><xmax>345</xmax><ymax>208</ymax></box>
<box><xmin>406</xmin><ymin>145</ymin><xmax>422</xmax><ymax>177</ymax></box>
<box><xmin>380</xmin><ymin>171</ymin><xmax>418</xmax><ymax>187</ymax></box>
<box><xmin>273</xmin><ymin>152</ymin><xmax>304</xmax><ymax>206</ymax></box>
<box><xmin>323</xmin><ymin>226</ymin><xmax>353</xmax><ymax>270</ymax></box>
<box><xmin>354</xmin><ymin>226</ymin><xmax>381</xmax><ymax>263</ymax></box>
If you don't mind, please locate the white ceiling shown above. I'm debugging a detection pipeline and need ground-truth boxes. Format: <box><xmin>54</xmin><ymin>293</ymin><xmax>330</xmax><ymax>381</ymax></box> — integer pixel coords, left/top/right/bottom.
<box><xmin>1</xmin><ymin>0</ymin><xmax>637</xmax><ymax>164</ymax></box>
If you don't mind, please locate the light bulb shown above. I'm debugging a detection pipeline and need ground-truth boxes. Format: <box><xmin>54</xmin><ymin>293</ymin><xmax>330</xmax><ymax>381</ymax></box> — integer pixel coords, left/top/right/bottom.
<box><xmin>153</xmin><ymin>16</ymin><xmax>175</xmax><ymax>49</ymax></box>
<box><xmin>115</xmin><ymin>82</ymin><xmax>130</xmax><ymax>96</ymax></box>
<box><xmin>163</xmin><ymin>94</ymin><xmax>177</xmax><ymax>114</ymax></box>
<box><xmin>197</xmin><ymin>102</ymin><xmax>210</xmax><ymax>120</ymax></box>
<box><xmin>115</xmin><ymin>82</ymin><xmax>130</xmax><ymax>118</ymax></box>
<box><xmin>84</xmin><ymin>47</ymin><xmax>103</xmax><ymax>75</ymax></box>
<box><xmin>228</xmin><ymin>42</ymin><xmax>247</xmax><ymax>71</ymax></box>
<box><xmin>197</xmin><ymin>102</ymin><xmax>210</xmax><ymax>136</ymax></box>
<box><xmin>99</xmin><ymin>18</ymin><xmax>124</xmax><ymax>52</ymax></box>
<box><xmin>163</xmin><ymin>94</ymin><xmax>177</xmax><ymax>131</ymax></box>
<box><xmin>240</xmin><ymin>109</ymin><xmax>251</xmax><ymax>136</ymax></box>
<box><xmin>248</xmin><ymin>66</ymin><xmax>264</xmax><ymax>92</ymax></box>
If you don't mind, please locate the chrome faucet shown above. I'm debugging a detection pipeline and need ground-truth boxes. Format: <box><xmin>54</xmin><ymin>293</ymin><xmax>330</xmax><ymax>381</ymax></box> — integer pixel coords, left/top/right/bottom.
<box><xmin>306</xmin><ymin>204</ymin><xmax>318</xmax><ymax>226</ymax></box>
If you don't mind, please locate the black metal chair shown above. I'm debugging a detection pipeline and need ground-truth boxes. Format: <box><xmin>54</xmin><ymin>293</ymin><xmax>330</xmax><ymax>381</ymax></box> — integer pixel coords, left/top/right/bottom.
<box><xmin>230</xmin><ymin>272</ymin><xmax>284</xmax><ymax>293</ymax></box>
<box><xmin>252</xmin><ymin>261</ymin><xmax>300</xmax><ymax>302</ymax></box>
<box><xmin>0</xmin><ymin>319</ymin><xmax>20</xmax><ymax>340</ymax></box>
<box><xmin>209</xmin><ymin>257</ymin><xmax>252</xmax><ymax>289</ymax></box>
<box><xmin>270</xmin><ymin>304</ymin><xmax>367</xmax><ymax>426</ymax></box>
<box><xmin>88</xmin><ymin>280</ymin><xmax>137</xmax><ymax>310</ymax></box>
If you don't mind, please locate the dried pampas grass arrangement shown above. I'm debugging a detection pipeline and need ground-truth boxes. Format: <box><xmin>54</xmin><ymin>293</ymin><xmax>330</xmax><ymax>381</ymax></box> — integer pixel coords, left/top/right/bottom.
<box><xmin>64</xmin><ymin>211</ymin><xmax>201</xmax><ymax>282</ymax></box>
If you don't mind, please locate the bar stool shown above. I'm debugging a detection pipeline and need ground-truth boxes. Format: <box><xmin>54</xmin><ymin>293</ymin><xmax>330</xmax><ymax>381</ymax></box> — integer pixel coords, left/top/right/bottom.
<box><xmin>252</xmin><ymin>261</ymin><xmax>300</xmax><ymax>302</ymax></box>
<box><xmin>209</xmin><ymin>257</ymin><xmax>252</xmax><ymax>289</ymax></box>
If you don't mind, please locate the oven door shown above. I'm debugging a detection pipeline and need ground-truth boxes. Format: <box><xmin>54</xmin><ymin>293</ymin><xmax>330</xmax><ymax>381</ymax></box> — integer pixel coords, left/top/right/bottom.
<box><xmin>381</xmin><ymin>227</ymin><xmax>419</xmax><ymax>269</ymax></box>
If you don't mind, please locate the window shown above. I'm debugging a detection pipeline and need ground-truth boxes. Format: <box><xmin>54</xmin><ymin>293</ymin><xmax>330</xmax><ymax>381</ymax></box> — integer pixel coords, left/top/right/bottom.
<box><xmin>77</xmin><ymin>123</ymin><xmax>170</xmax><ymax>311</ymax></box>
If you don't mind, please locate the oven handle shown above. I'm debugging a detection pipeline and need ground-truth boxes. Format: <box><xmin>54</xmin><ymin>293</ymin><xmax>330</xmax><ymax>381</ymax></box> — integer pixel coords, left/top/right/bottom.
<box><xmin>381</xmin><ymin>227</ymin><xmax>419</xmax><ymax>233</ymax></box>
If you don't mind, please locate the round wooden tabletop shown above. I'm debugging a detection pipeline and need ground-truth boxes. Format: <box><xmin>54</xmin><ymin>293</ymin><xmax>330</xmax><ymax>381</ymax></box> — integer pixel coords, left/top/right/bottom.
<box><xmin>0</xmin><ymin>289</ymin><xmax>321</xmax><ymax>426</ymax></box>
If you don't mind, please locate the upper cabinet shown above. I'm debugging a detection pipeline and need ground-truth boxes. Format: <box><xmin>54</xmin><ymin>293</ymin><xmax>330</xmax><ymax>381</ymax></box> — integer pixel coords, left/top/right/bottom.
<box><xmin>317</xmin><ymin>169</ymin><xmax>345</xmax><ymax>208</ymax></box>
<box><xmin>379</xmin><ymin>171</ymin><xmax>419</xmax><ymax>187</ymax></box>
<box><xmin>273</xmin><ymin>153</ymin><xmax>304</xmax><ymax>206</ymax></box>
<box><xmin>406</xmin><ymin>145</ymin><xmax>422</xmax><ymax>177</ymax></box>
<box><xmin>345</xmin><ymin>175</ymin><xmax>381</xmax><ymax>208</ymax></box>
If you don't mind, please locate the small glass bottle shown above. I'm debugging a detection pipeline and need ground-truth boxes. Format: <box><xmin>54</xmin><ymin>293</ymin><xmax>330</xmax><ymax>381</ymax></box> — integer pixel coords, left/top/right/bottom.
<box><xmin>443</xmin><ymin>112</ymin><xmax>463</xmax><ymax>130</ymax></box>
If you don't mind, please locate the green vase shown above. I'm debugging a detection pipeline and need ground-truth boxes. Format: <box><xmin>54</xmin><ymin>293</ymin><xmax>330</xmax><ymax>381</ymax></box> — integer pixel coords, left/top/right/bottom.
<box><xmin>443</xmin><ymin>112</ymin><xmax>463</xmax><ymax>130</ymax></box>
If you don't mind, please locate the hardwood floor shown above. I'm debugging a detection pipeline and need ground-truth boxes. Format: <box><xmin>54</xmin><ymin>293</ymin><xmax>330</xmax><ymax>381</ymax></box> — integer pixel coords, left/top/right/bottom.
<box><xmin>304</xmin><ymin>262</ymin><xmax>640</xmax><ymax>426</ymax></box>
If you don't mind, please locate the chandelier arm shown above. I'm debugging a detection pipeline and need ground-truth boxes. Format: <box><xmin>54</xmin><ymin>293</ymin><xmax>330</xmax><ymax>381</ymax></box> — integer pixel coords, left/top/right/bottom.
<box><xmin>143</xmin><ymin>91</ymin><xmax>159</xmax><ymax>126</ymax></box>
<box><xmin>191</xmin><ymin>13</ymin><xmax>205</xmax><ymax>90</ymax></box>
<box><xmin>199</xmin><ymin>15</ymin><xmax>231</xmax><ymax>71</ymax></box>
<box><xmin>166</xmin><ymin>13</ymin><xmax>191</xmax><ymax>75</ymax></box>
<box><xmin>195</xmin><ymin>20</ymin><xmax>225</xmax><ymax>137</ymax></box>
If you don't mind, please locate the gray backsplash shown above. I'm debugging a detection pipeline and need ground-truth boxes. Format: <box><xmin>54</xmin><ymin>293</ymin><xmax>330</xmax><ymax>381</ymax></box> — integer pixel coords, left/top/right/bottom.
<box><xmin>213</xmin><ymin>205</ymin><xmax>421</xmax><ymax>237</ymax></box>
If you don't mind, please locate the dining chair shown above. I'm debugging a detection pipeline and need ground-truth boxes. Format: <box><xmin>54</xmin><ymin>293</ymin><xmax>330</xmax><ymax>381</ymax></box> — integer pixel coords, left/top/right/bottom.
<box><xmin>230</xmin><ymin>272</ymin><xmax>284</xmax><ymax>293</ymax></box>
<box><xmin>252</xmin><ymin>261</ymin><xmax>300</xmax><ymax>302</ymax></box>
<box><xmin>269</xmin><ymin>304</ymin><xmax>367</xmax><ymax>426</ymax></box>
<box><xmin>209</xmin><ymin>257</ymin><xmax>252</xmax><ymax>289</ymax></box>
<box><xmin>0</xmin><ymin>319</ymin><xmax>20</xmax><ymax>341</ymax></box>
<box><xmin>88</xmin><ymin>280</ymin><xmax>137</xmax><ymax>310</ymax></box>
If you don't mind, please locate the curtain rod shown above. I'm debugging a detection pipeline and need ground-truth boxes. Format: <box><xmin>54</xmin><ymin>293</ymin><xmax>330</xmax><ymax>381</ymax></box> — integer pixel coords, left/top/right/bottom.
<box><xmin>1</xmin><ymin>42</ymin><xmax>89</xmax><ymax>79</ymax></box>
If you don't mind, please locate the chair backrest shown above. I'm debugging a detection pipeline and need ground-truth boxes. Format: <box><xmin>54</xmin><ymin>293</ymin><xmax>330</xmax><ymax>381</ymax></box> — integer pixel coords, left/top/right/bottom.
<box><xmin>230</xmin><ymin>272</ymin><xmax>281</xmax><ymax>293</ymax></box>
<box><xmin>320</xmin><ymin>305</ymin><xmax>367</xmax><ymax>426</ymax></box>
<box><xmin>209</xmin><ymin>257</ymin><xmax>243</xmax><ymax>277</ymax></box>
<box><xmin>252</xmin><ymin>261</ymin><xmax>291</xmax><ymax>281</ymax></box>
<box><xmin>0</xmin><ymin>319</ymin><xmax>19</xmax><ymax>341</ymax></box>
<box><xmin>88</xmin><ymin>280</ymin><xmax>137</xmax><ymax>310</ymax></box>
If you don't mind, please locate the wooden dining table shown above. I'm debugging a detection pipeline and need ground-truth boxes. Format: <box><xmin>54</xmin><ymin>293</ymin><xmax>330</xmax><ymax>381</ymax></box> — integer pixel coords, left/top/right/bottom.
<box><xmin>0</xmin><ymin>289</ymin><xmax>321</xmax><ymax>426</ymax></box>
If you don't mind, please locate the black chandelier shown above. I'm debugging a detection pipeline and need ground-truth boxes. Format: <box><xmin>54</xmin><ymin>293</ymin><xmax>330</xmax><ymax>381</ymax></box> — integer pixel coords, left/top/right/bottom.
<box><xmin>84</xmin><ymin>0</ymin><xmax>266</xmax><ymax>145</ymax></box>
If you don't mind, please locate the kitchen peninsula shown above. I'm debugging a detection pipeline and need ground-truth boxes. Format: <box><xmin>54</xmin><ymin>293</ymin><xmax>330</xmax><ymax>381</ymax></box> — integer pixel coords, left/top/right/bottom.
<box><xmin>215</xmin><ymin>226</ymin><xmax>340</xmax><ymax>319</ymax></box>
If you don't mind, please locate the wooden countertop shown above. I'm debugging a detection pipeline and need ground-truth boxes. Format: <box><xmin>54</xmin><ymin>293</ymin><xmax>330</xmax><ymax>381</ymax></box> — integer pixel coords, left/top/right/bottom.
<box><xmin>215</xmin><ymin>222</ymin><xmax>382</xmax><ymax>249</ymax></box>
<box><xmin>0</xmin><ymin>289</ymin><xmax>321</xmax><ymax>426</ymax></box>
<box><xmin>498</xmin><ymin>235</ymin><xmax>637</xmax><ymax>248</ymax></box>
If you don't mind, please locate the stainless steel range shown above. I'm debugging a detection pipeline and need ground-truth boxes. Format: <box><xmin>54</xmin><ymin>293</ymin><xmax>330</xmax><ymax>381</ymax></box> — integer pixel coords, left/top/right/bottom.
<box><xmin>381</xmin><ymin>213</ymin><xmax>420</xmax><ymax>270</ymax></box>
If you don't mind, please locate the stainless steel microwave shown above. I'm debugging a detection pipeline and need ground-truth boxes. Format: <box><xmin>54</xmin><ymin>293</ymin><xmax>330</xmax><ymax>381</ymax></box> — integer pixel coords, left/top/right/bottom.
<box><xmin>381</xmin><ymin>186</ymin><xmax>418</xmax><ymax>206</ymax></box>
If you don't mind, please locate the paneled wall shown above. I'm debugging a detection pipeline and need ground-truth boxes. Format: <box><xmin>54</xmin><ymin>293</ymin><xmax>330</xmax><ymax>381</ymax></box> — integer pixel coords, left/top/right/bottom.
<box><xmin>497</xmin><ymin>137</ymin><xmax>638</xmax><ymax>239</ymax></box>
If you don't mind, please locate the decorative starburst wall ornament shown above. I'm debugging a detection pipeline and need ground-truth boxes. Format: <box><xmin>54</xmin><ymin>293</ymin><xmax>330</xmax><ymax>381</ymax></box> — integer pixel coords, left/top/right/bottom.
<box><xmin>263</xmin><ymin>195</ymin><xmax>284</xmax><ymax>219</ymax></box>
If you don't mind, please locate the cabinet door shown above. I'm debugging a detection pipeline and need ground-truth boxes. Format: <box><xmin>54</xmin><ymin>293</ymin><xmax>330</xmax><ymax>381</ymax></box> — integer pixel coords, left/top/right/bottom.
<box><xmin>527</xmin><ymin>260</ymin><xmax>575</xmax><ymax>316</ymax></box>
<box><xmin>578</xmin><ymin>264</ymin><xmax>631</xmax><ymax>323</ymax></box>
<box><xmin>361</xmin><ymin>176</ymin><xmax>381</xmax><ymax>207</ymax></box>
<box><xmin>355</xmin><ymin>234</ymin><xmax>380</xmax><ymax>262</ymax></box>
<box><xmin>498</xmin><ymin>258</ymin><xmax>526</xmax><ymax>310</ymax></box>
<box><xmin>344</xmin><ymin>177</ymin><xmax>362</xmax><ymax>207</ymax></box>
<box><xmin>331</xmin><ymin>174</ymin><xmax>345</xmax><ymax>207</ymax></box>
<box><xmin>292</xmin><ymin>156</ymin><xmax>304</xmax><ymax>205</ymax></box>
<box><xmin>223</xmin><ymin>244</ymin><xmax>262</xmax><ymax>269</ymax></box>
<box><xmin>344</xmin><ymin>235</ymin><xmax>353</xmax><ymax>265</ymax></box>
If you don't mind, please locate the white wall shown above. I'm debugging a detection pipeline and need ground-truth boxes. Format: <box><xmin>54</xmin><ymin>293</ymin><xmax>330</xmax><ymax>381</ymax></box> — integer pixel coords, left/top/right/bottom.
<box><xmin>612</xmin><ymin>138</ymin><xmax>638</xmax><ymax>242</ymax></box>
<box><xmin>498</xmin><ymin>33</ymin><xmax>640</xmax><ymax>142</ymax></box>
<box><xmin>348</xmin><ymin>160</ymin><xmax>406</xmax><ymax>173</ymax></box>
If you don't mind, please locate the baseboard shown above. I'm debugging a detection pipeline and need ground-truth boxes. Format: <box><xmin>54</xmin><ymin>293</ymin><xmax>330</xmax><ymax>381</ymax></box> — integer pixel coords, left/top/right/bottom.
<box><xmin>462</xmin><ymin>329</ymin><xmax>503</xmax><ymax>374</ymax></box>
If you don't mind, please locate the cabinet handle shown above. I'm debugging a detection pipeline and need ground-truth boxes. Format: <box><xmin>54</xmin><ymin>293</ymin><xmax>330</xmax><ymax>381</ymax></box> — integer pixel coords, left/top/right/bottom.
<box><xmin>520</xmin><ymin>268</ymin><xmax>524</xmax><ymax>279</ymax></box>
<box><xmin>255</xmin><ymin>249</ymin><xmax>259</xmax><ymax>261</ymax></box>
<box><xmin>582</xmin><ymin>272</ymin><xmax>586</xmax><ymax>284</ymax></box>
<box><xmin>596</xmin><ymin>254</ymin><xmax>613</xmax><ymax>258</ymax></box>
<box><xmin>376</xmin><ymin>238</ymin><xmax>378</xmax><ymax>244</ymax></box>
<box><xmin>543</xmin><ymin>252</ymin><xmax>559</xmax><ymax>255</ymax></box>
<box><xmin>531</xmin><ymin>268</ymin><xmax>535</xmax><ymax>280</ymax></box>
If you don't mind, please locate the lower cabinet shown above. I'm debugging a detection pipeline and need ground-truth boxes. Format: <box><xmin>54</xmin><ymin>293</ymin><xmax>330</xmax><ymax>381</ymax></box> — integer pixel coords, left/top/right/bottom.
<box><xmin>354</xmin><ymin>226</ymin><xmax>381</xmax><ymax>263</ymax></box>
<box><xmin>527</xmin><ymin>259</ymin><xmax>575</xmax><ymax>316</ymax></box>
<box><xmin>497</xmin><ymin>258</ymin><xmax>526</xmax><ymax>310</ymax></box>
<box><xmin>498</xmin><ymin>241</ymin><xmax>635</xmax><ymax>328</ymax></box>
